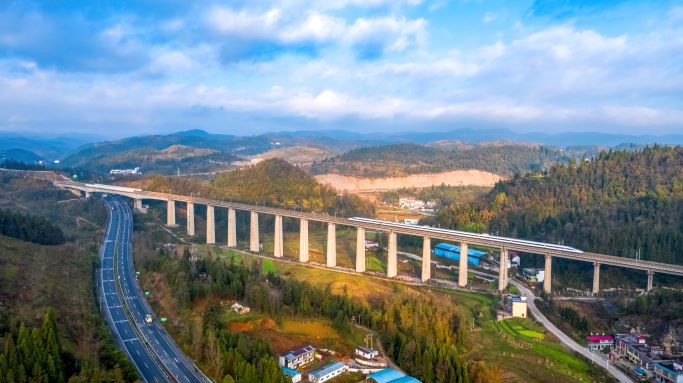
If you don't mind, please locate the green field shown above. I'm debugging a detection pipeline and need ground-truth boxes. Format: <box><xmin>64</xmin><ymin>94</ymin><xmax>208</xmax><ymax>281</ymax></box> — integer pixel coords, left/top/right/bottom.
<box><xmin>261</xmin><ymin>258</ymin><xmax>277</xmax><ymax>274</ymax></box>
<box><xmin>500</xmin><ymin>317</ymin><xmax>546</xmax><ymax>340</ymax></box>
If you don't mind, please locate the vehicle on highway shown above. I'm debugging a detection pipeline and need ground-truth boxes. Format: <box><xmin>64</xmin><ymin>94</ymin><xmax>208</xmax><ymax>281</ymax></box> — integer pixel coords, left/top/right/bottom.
<box><xmin>145</xmin><ymin>314</ymin><xmax>153</xmax><ymax>325</ymax></box>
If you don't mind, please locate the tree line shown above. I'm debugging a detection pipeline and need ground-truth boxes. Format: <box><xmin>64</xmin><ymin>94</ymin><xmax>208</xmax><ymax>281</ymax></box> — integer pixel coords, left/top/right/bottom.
<box><xmin>311</xmin><ymin>142</ymin><xmax>572</xmax><ymax>177</ymax></box>
<box><xmin>0</xmin><ymin>309</ymin><xmax>138</xmax><ymax>383</ymax></box>
<box><xmin>0</xmin><ymin>160</ymin><xmax>47</xmax><ymax>171</ymax></box>
<box><xmin>435</xmin><ymin>146</ymin><xmax>683</xmax><ymax>264</ymax></box>
<box><xmin>0</xmin><ymin>208</ymin><xmax>65</xmax><ymax>245</ymax></box>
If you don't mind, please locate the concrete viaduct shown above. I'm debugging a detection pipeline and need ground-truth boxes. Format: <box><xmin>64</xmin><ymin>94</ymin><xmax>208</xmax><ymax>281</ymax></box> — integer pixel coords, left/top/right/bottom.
<box><xmin>58</xmin><ymin>181</ymin><xmax>683</xmax><ymax>294</ymax></box>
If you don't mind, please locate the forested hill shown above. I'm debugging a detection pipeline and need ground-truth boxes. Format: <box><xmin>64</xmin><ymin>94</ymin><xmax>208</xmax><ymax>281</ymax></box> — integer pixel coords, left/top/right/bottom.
<box><xmin>0</xmin><ymin>208</ymin><xmax>65</xmax><ymax>245</ymax></box>
<box><xmin>310</xmin><ymin>142</ymin><xmax>572</xmax><ymax>177</ymax></box>
<box><xmin>437</xmin><ymin>146</ymin><xmax>683</xmax><ymax>264</ymax></box>
<box><xmin>145</xmin><ymin>159</ymin><xmax>374</xmax><ymax>216</ymax></box>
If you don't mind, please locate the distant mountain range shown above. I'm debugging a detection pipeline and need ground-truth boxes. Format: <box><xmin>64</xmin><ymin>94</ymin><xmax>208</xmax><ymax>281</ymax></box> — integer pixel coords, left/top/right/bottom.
<box><xmin>283</xmin><ymin>128</ymin><xmax>683</xmax><ymax>147</ymax></box>
<box><xmin>0</xmin><ymin>132</ymin><xmax>101</xmax><ymax>161</ymax></box>
<box><xmin>0</xmin><ymin>128</ymin><xmax>680</xmax><ymax>176</ymax></box>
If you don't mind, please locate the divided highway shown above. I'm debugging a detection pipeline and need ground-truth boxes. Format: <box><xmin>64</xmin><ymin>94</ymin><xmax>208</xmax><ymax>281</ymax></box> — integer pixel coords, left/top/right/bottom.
<box><xmin>100</xmin><ymin>196</ymin><xmax>208</xmax><ymax>383</ymax></box>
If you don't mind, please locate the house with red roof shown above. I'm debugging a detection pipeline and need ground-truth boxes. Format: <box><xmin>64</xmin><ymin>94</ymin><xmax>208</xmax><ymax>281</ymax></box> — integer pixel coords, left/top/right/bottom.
<box><xmin>587</xmin><ymin>334</ymin><xmax>615</xmax><ymax>351</ymax></box>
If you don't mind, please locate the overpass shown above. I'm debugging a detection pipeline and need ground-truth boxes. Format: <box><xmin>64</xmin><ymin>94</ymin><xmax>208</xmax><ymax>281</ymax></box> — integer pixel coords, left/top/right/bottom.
<box><xmin>56</xmin><ymin>181</ymin><xmax>683</xmax><ymax>294</ymax></box>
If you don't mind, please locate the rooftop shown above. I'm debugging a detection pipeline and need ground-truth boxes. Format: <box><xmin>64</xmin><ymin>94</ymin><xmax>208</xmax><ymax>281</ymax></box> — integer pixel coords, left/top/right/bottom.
<box><xmin>281</xmin><ymin>367</ymin><xmax>301</xmax><ymax>377</ymax></box>
<box><xmin>587</xmin><ymin>335</ymin><xmax>614</xmax><ymax>342</ymax></box>
<box><xmin>309</xmin><ymin>361</ymin><xmax>346</xmax><ymax>378</ymax></box>
<box><xmin>390</xmin><ymin>377</ymin><xmax>422</xmax><ymax>383</ymax></box>
<box><xmin>284</xmin><ymin>345</ymin><xmax>315</xmax><ymax>359</ymax></box>
<box><xmin>368</xmin><ymin>368</ymin><xmax>422</xmax><ymax>383</ymax></box>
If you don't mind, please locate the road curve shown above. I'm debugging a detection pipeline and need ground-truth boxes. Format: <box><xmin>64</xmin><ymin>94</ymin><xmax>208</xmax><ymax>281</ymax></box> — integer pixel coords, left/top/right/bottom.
<box><xmin>510</xmin><ymin>280</ymin><xmax>634</xmax><ymax>383</ymax></box>
<box><xmin>394</xmin><ymin>249</ymin><xmax>634</xmax><ymax>383</ymax></box>
<box><xmin>100</xmin><ymin>196</ymin><xmax>209</xmax><ymax>383</ymax></box>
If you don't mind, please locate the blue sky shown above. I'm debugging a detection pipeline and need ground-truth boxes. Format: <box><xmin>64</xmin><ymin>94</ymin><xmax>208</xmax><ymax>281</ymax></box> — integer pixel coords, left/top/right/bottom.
<box><xmin>0</xmin><ymin>0</ymin><xmax>682</xmax><ymax>137</ymax></box>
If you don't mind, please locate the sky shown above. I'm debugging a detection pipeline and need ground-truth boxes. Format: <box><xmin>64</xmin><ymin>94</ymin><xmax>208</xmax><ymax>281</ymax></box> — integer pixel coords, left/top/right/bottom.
<box><xmin>0</xmin><ymin>0</ymin><xmax>682</xmax><ymax>138</ymax></box>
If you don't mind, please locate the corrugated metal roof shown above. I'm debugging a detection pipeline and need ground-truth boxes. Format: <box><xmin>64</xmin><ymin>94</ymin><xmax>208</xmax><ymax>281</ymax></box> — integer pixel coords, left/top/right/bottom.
<box><xmin>368</xmin><ymin>369</ymin><xmax>406</xmax><ymax>383</ymax></box>
<box><xmin>309</xmin><ymin>362</ymin><xmax>346</xmax><ymax>378</ymax></box>
<box><xmin>390</xmin><ymin>377</ymin><xmax>421</xmax><ymax>383</ymax></box>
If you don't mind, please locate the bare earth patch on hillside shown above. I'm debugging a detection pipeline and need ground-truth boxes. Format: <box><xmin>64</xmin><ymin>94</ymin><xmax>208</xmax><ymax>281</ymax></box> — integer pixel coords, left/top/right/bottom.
<box><xmin>315</xmin><ymin>169</ymin><xmax>504</xmax><ymax>192</ymax></box>
<box><xmin>248</xmin><ymin>145</ymin><xmax>337</xmax><ymax>166</ymax></box>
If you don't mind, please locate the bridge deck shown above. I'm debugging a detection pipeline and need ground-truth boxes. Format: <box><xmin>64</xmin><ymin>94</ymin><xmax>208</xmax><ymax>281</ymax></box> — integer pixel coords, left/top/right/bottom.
<box><xmin>55</xmin><ymin>181</ymin><xmax>683</xmax><ymax>277</ymax></box>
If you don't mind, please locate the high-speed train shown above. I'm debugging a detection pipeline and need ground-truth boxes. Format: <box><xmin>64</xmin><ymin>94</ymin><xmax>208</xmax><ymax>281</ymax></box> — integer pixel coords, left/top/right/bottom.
<box><xmin>348</xmin><ymin>217</ymin><xmax>584</xmax><ymax>254</ymax></box>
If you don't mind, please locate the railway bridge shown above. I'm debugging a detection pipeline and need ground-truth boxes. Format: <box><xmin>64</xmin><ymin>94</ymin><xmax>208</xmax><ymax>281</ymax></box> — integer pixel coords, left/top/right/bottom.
<box><xmin>56</xmin><ymin>181</ymin><xmax>683</xmax><ymax>294</ymax></box>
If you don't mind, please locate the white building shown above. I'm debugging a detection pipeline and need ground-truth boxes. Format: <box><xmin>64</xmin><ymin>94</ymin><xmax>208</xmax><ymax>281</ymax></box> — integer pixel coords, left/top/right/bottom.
<box><xmin>109</xmin><ymin>167</ymin><xmax>141</xmax><ymax>175</ymax></box>
<box><xmin>355</xmin><ymin>346</ymin><xmax>379</xmax><ymax>359</ymax></box>
<box><xmin>522</xmin><ymin>268</ymin><xmax>545</xmax><ymax>283</ymax></box>
<box><xmin>308</xmin><ymin>361</ymin><xmax>348</xmax><ymax>383</ymax></box>
<box><xmin>511</xmin><ymin>296</ymin><xmax>528</xmax><ymax>318</ymax></box>
<box><xmin>281</xmin><ymin>367</ymin><xmax>302</xmax><ymax>383</ymax></box>
<box><xmin>279</xmin><ymin>345</ymin><xmax>316</xmax><ymax>369</ymax></box>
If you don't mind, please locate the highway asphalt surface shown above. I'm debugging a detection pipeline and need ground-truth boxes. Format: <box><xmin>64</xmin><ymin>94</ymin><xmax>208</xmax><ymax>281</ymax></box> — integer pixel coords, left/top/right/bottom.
<box><xmin>100</xmin><ymin>196</ymin><xmax>208</xmax><ymax>383</ymax></box>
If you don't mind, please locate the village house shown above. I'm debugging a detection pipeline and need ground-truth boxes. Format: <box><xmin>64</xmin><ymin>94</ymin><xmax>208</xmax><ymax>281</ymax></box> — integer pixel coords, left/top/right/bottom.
<box><xmin>586</xmin><ymin>335</ymin><xmax>614</xmax><ymax>351</ymax></box>
<box><xmin>278</xmin><ymin>345</ymin><xmax>316</xmax><ymax>370</ymax></box>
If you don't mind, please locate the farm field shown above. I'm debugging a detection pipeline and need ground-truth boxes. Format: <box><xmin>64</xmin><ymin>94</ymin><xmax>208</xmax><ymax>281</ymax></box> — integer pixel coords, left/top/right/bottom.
<box><xmin>228</xmin><ymin>316</ymin><xmax>365</xmax><ymax>356</ymax></box>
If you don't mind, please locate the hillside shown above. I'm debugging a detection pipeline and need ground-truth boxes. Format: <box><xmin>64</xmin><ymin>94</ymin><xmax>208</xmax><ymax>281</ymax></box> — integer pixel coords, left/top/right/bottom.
<box><xmin>315</xmin><ymin>170</ymin><xmax>502</xmax><ymax>192</ymax></box>
<box><xmin>0</xmin><ymin>174</ymin><xmax>137</xmax><ymax>381</ymax></box>
<box><xmin>0</xmin><ymin>133</ymin><xmax>98</xmax><ymax>161</ymax></box>
<box><xmin>436</xmin><ymin>146</ymin><xmax>683</xmax><ymax>264</ymax></box>
<box><xmin>64</xmin><ymin>145</ymin><xmax>239</xmax><ymax>175</ymax></box>
<box><xmin>248</xmin><ymin>144</ymin><xmax>337</xmax><ymax>166</ymax></box>
<box><xmin>59</xmin><ymin>130</ymin><xmax>369</xmax><ymax>176</ymax></box>
<box><xmin>143</xmin><ymin>158</ymin><xmax>374</xmax><ymax>216</ymax></box>
<box><xmin>310</xmin><ymin>143</ymin><xmax>573</xmax><ymax>178</ymax></box>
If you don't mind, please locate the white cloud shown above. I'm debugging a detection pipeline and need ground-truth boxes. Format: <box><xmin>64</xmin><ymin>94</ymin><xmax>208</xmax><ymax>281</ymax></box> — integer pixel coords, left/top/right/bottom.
<box><xmin>280</xmin><ymin>11</ymin><xmax>346</xmax><ymax>43</ymax></box>
<box><xmin>346</xmin><ymin>16</ymin><xmax>427</xmax><ymax>53</ymax></box>
<box><xmin>204</xmin><ymin>6</ymin><xmax>427</xmax><ymax>55</ymax></box>
<box><xmin>206</xmin><ymin>7</ymin><xmax>282</xmax><ymax>39</ymax></box>
<box><xmin>483</xmin><ymin>12</ymin><xmax>497</xmax><ymax>23</ymax></box>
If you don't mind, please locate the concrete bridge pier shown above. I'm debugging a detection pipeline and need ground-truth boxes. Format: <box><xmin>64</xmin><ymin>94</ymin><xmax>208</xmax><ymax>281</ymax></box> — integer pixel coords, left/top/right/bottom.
<box><xmin>134</xmin><ymin>198</ymin><xmax>143</xmax><ymax>211</ymax></box>
<box><xmin>326</xmin><ymin>223</ymin><xmax>336</xmax><ymax>267</ymax></box>
<box><xmin>647</xmin><ymin>270</ymin><xmax>654</xmax><ymax>291</ymax></box>
<box><xmin>227</xmin><ymin>208</ymin><xmax>236</xmax><ymax>247</ymax></box>
<box><xmin>274</xmin><ymin>215</ymin><xmax>283</xmax><ymax>258</ymax></box>
<box><xmin>250</xmin><ymin>211</ymin><xmax>259</xmax><ymax>252</ymax></box>
<box><xmin>498</xmin><ymin>248</ymin><xmax>508</xmax><ymax>291</ymax></box>
<box><xmin>387</xmin><ymin>231</ymin><xmax>397</xmax><ymax>278</ymax></box>
<box><xmin>85</xmin><ymin>191</ymin><xmax>92</xmax><ymax>198</ymax></box>
<box><xmin>458</xmin><ymin>242</ymin><xmax>468</xmax><ymax>287</ymax></box>
<box><xmin>299</xmin><ymin>219</ymin><xmax>309</xmax><ymax>262</ymax></box>
<box><xmin>166</xmin><ymin>200</ymin><xmax>176</xmax><ymax>226</ymax></box>
<box><xmin>544</xmin><ymin>254</ymin><xmax>552</xmax><ymax>294</ymax></box>
<box><xmin>421</xmin><ymin>236</ymin><xmax>431</xmax><ymax>282</ymax></box>
<box><xmin>592</xmin><ymin>262</ymin><xmax>601</xmax><ymax>295</ymax></box>
<box><xmin>206</xmin><ymin>205</ymin><xmax>215</xmax><ymax>244</ymax></box>
<box><xmin>186</xmin><ymin>202</ymin><xmax>195</xmax><ymax>236</ymax></box>
<box><xmin>356</xmin><ymin>227</ymin><xmax>366</xmax><ymax>273</ymax></box>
